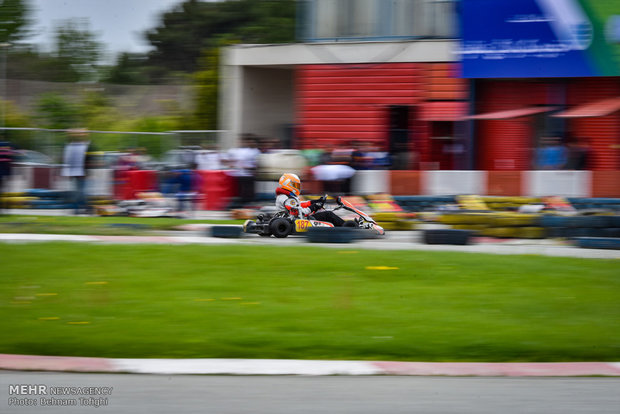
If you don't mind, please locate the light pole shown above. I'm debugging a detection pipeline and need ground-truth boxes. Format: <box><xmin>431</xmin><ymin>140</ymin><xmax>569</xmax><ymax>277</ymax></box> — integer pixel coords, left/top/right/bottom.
<box><xmin>0</xmin><ymin>42</ymin><xmax>10</xmax><ymax>134</ymax></box>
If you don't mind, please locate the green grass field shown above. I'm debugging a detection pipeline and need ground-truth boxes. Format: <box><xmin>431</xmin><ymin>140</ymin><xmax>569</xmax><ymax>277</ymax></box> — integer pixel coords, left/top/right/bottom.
<box><xmin>1</xmin><ymin>242</ymin><xmax>619</xmax><ymax>362</ymax></box>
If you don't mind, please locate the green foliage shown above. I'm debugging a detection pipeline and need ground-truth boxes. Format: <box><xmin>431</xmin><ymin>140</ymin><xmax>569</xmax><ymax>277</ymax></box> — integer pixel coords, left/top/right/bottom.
<box><xmin>145</xmin><ymin>0</ymin><xmax>296</xmax><ymax>75</ymax></box>
<box><xmin>192</xmin><ymin>44</ymin><xmax>222</xmax><ymax>130</ymax></box>
<box><xmin>53</xmin><ymin>19</ymin><xmax>101</xmax><ymax>82</ymax></box>
<box><xmin>4</xmin><ymin>18</ymin><xmax>101</xmax><ymax>83</ymax></box>
<box><xmin>0</xmin><ymin>99</ymin><xmax>33</xmax><ymax>148</ymax></box>
<box><xmin>103</xmin><ymin>53</ymin><xmax>151</xmax><ymax>85</ymax></box>
<box><xmin>35</xmin><ymin>92</ymin><xmax>79</xmax><ymax>129</ymax></box>
<box><xmin>0</xmin><ymin>0</ymin><xmax>30</xmax><ymax>43</ymax></box>
<box><xmin>6</xmin><ymin>46</ymin><xmax>81</xmax><ymax>82</ymax></box>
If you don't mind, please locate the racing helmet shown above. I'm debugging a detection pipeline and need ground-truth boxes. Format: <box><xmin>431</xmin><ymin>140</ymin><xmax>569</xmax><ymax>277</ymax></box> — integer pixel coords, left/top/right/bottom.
<box><xmin>279</xmin><ymin>173</ymin><xmax>301</xmax><ymax>196</ymax></box>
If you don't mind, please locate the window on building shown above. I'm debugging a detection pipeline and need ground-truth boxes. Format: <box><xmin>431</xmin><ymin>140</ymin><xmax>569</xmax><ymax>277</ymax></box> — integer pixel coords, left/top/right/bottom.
<box><xmin>304</xmin><ymin>0</ymin><xmax>457</xmax><ymax>41</ymax></box>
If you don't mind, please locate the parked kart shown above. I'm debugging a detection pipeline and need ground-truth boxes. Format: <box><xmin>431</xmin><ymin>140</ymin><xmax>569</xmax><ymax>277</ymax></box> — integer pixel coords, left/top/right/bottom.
<box><xmin>243</xmin><ymin>195</ymin><xmax>385</xmax><ymax>238</ymax></box>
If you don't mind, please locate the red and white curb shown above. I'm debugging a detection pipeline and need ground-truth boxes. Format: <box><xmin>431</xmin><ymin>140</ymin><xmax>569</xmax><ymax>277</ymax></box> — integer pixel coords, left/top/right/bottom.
<box><xmin>1</xmin><ymin>354</ymin><xmax>620</xmax><ymax>376</ymax></box>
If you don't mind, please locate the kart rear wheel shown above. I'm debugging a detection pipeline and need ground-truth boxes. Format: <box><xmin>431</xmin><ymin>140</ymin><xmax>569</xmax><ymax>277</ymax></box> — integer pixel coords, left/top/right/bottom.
<box><xmin>270</xmin><ymin>218</ymin><xmax>293</xmax><ymax>238</ymax></box>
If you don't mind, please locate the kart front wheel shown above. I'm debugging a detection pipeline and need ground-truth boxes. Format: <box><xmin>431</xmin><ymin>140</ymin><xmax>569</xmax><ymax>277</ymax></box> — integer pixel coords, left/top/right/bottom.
<box><xmin>270</xmin><ymin>218</ymin><xmax>293</xmax><ymax>238</ymax></box>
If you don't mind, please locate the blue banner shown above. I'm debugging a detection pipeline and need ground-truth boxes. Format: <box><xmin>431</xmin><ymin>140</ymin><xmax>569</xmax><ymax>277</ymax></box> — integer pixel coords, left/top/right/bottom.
<box><xmin>459</xmin><ymin>0</ymin><xmax>620</xmax><ymax>78</ymax></box>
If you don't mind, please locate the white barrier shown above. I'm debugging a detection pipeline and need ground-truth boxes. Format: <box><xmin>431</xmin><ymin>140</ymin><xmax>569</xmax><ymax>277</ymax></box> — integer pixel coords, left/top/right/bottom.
<box><xmin>6</xmin><ymin>167</ymin><xmax>33</xmax><ymax>193</ymax></box>
<box><xmin>87</xmin><ymin>169</ymin><xmax>114</xmax><ymax>196</ymax></box>
<box><xmin>524</xmin><ymin>171</ymin><xmax>591</xmax><ymax>197</ymax></box>
<box><xmin>423</xmin><ymin>171</ymin><xmax>486</xmax><ymax>195</ymax></box>
<box><xmin>351</xmin><ymin>170</ymin><xmax>390</xmax><ymax>195</ymax></box>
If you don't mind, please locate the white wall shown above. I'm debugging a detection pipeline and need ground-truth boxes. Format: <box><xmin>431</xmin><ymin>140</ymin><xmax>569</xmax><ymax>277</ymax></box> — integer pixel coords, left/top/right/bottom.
<box><xmin>524</xmin><ymin>171</ymin><xmax>592</xmax><ymax>197</ymax></box>
<box><xmin>423</xmin><ymin>171</ymin><xmax>486</xmax><ymax>195</ymax></box>
<box><xmin>242</xmin><ymin>67</ymin><xmax>294</xmax><ymax>144</ymax></box>
<box><xmin>219</xmin><ymin>40</ymin><xmax>458</xmax><ymax>148</ymax></box>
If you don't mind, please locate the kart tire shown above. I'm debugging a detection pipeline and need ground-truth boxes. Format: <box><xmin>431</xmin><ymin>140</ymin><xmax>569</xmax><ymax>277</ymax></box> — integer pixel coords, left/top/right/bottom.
<box><xmin>306</xmin><ymin>227</ymin><xmax>355</xmax><ymax>244</ymax></box>
<box><xmin>573</xmin><ymin>237</ymin><xmax>620</xmax><ymax>250</ymax></box>
<box><xmin>423</xmin><ymin>229</ymin><xmax>472</xmax><ymax>245</ymax></box>
<box><xmin>210</xmin><ymin>225</ymin><xmax>242</xmax><ymax>238</ymax></box>
<box><xmin>270</xmin><ymin>218</ymin><xmax>293</xmax><ymax>238</ymax></box>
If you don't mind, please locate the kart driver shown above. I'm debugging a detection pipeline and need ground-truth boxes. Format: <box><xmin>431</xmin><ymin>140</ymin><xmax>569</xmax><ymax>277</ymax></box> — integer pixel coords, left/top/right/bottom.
<box><xmin>276</xmin><ymin>173</ymin><xmax>344</xmax><ymax>226</ymax></box>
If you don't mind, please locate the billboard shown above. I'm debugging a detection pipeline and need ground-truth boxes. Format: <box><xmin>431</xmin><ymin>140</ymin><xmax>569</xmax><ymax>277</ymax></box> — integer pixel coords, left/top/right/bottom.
<box><xmin>460</xmin><ymin>0</ymin><xmax>620</xmax><ymax>78</ymax></box>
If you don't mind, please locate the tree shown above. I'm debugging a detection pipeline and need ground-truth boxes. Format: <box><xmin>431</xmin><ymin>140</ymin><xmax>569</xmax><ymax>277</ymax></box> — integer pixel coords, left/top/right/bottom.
<box><xmin>144</xmin><ymin>0</ymin><xmax>296</xmax><ymax>75</ymax></box>
<box><xmin>53</xmin><ymin>19</ymin><xmax>102</xmax><ymax>82</ymax></box>
<box><xmin>7</xmin><ymin>44</ymin><xmax>80</xmax><ymax>82</ymax></box>
<box><xmin>0</xmin><ymin>0</ymin><xmax>30</xmax><ymax>43</ymax></box>
<box><xmin>192</xmin><ymin>43</ymin><xmax>221</xmax><ymax>130</ymax></box>
<box><xmin>103</xmin><ymin>52</ymin><xmax>150</xmax><ymax>84</ymax></box>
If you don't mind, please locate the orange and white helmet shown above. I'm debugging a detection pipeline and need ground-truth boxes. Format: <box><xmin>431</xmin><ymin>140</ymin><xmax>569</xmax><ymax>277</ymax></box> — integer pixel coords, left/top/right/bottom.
<box><xmin>279</xmin><ymin>173</ymin><xmax>301</xmax><ymax>196</ymax></box>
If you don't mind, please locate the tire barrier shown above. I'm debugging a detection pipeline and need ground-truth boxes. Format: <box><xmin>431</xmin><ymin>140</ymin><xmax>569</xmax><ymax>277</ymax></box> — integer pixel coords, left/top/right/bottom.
<box><xmin>0</xmin><ymin>190</ymin><xmax>73</xmax><ymax>209</ymax></box>
<box><xmin>538</xmin><ymin>214</ymin><xmax>620</xmax><ymax>239</ymax></box>
<box><xmin>209</xmin><ymin>225</ymin><xmax>243</xmax><ymax>238</ymax></box>
<box><xmin>435</xmin><ymin>211</ymin><xmax>545</xmax><ymax>239</ymax></box>
<box><xmin>305</xmin><ymin>227</ymin><xmax>356</xmax><ymax>244</ymax></box>
<box><xmin>393</xmin><ymin>196</ymin><xmax>456</xmax><ymax>212</ymax></box>
<box><xmin>567</xmin><ymin>198</ymin><xmax>620</xmax><ymax>212</ymax></box>
<box><xmin>423</xmin><ymin>229</ymin><xmax>473</xmax><ymax>245</ymax></box>
<box><xmin>573</xmin><ymin>237</ymin><xmax>620</xmax><ymax>250</ymax></box>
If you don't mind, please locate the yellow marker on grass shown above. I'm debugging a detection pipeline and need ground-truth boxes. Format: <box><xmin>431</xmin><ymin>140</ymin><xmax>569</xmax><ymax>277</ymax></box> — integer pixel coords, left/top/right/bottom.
<box><xmin>365</xmin><ymin>266</ymin><xmax>399</xmax><ymax>270</ymax></box>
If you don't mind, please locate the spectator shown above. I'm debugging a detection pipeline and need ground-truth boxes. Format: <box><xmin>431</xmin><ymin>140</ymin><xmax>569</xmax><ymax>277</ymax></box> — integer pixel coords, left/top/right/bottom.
<box><xmin>171</xmin><ymin>168</ymin><xmax>199</xmax><ymax>214</ymax></box>
<box><xmin>0</xmin><ymin>139</ymin><xmax>16</xmax><ymax>215</ymax></box>
<box><xmin>535</xmin><ymin>136</ymin><xmax>568</xmax><ymax>170</ymax></box>
<box><xmin>195</xmin><ymin>142</ymin><xmax>222</xmax><ymax>171</ymax></box>
<box><xmin>134</xmin><ymin>147</ymin><xmax>153</xmax><ymax>169</ymax></box>
<box><xmin>227</xmin><ymin>134</ymin><xmax>260</xmax><ymax>205</ymax></box>
<box><xmin>565</xmin><ymin>140</ymin><xmax>590</xmax><ymax>170</ymax></box>
<box><xmin>61</xmin><ymin>128</ymin><xmax>94</xmax><ymax>214</ymax></box>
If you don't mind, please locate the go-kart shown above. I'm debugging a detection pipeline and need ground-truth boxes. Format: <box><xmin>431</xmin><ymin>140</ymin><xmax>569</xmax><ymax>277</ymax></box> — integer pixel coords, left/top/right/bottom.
<box><xmin>243</xmin><ymin>195</ymin><xmax>385</xmax><ymax>238</ymax></box>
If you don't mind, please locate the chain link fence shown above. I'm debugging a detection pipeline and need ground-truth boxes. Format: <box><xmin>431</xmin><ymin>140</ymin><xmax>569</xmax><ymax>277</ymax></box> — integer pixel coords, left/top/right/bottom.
<box><xmin>0</xmin><ymin>128</ymin><xmax>224</xmax><ymax>162</ymax></box>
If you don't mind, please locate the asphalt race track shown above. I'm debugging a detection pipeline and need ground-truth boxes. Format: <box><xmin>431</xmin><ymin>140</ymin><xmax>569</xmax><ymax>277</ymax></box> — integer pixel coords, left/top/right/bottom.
<box><xmin>2</xmin><ymin>371</ymin><xmax>619</xmax><ymax>414</ymax></box>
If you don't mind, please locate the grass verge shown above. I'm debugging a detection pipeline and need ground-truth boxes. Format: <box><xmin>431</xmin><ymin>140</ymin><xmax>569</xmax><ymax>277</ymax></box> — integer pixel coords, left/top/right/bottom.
<box><xmin>1</xmin><ymin>242</ymin><xmax>619</xmax><ymax>362</ymax></box>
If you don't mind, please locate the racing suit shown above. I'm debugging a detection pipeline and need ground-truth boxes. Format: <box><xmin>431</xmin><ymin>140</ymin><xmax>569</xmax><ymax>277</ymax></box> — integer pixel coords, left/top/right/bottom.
<box><xmin>275</xmin><ymin>187</ymin><xmax>344</xmax><ymax>226</ymax></box>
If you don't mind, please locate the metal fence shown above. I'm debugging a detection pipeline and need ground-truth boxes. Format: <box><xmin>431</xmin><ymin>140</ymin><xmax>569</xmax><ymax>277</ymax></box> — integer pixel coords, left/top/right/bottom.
<box><xmin>0</xmin><ymin>127</ymin><xmax>225</xmax><ymax>162</ymax></box>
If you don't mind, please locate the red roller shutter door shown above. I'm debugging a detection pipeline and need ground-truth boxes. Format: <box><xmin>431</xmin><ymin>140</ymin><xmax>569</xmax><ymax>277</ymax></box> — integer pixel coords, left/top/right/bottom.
<box><xmin>296</xmin><ymin>63</ymin><xmax>425</xmax><ymax>149</ymax></box>
<box><xmin>565</xmin><ymin>78</ymin><xmax>620</xmax><ymax>170</ymax></box>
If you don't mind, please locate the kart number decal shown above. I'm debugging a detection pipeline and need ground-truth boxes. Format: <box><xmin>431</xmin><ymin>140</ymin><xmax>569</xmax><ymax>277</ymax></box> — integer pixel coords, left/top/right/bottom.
<box><xmin>295</xmin><ymin>220</ymin><xmax>311</xmax><ymax>232</ymax></box>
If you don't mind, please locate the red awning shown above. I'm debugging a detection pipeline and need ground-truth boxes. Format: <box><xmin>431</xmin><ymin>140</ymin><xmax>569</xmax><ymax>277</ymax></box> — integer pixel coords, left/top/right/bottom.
<box><xmin>419</xmin><ymin>101</ymin><xmax>468</xmax><ymax>121</ymax></box>
<box><xmin>468</xmin><ymin>106</ymin><xmax>556</xmax><ymax>120</ymax></box>
<box><xmin>552</xmin><ymin>97</ymin><xmax>620</xmax><ymax>118</ymax></box>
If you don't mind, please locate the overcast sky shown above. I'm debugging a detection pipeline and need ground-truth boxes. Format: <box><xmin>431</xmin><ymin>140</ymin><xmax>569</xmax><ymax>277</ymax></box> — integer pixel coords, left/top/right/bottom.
<box><xmin>28</xmin><ymin>0</ymin><xmax>185</xmax><ymax>61</ymax></box>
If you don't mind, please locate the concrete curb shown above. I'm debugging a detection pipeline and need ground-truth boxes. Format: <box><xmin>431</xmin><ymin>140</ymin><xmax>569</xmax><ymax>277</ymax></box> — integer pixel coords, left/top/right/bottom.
<box><xmin>1</xmin><ymin>354</ymin><xmax>620</xmax><ymax>376</ymax></box>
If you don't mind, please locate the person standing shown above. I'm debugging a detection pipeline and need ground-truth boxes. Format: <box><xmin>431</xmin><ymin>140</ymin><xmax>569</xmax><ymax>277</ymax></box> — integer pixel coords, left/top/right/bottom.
<box><xmin>0</xmin><ymin>139</ymin><xmax>16</xmax><ymax>215</ymax></box>
<box><xmin>565</xmin><ymin>140</ymin><xmax>590</xmax><ymax>170</ymax></box>
<box><xmin>227</xmin><ymin>134</ymin><xmax>260</xmax><ymax>206</ymax></box>
<box><xmin>62</xmin><ymin>128</ymin><xmax>92</xmax><ymax>214</ymax></box>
